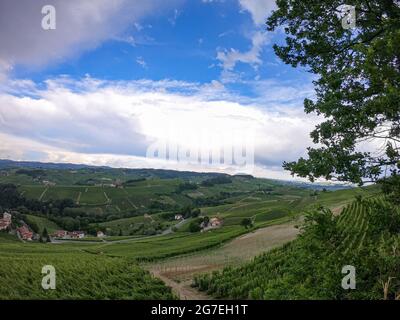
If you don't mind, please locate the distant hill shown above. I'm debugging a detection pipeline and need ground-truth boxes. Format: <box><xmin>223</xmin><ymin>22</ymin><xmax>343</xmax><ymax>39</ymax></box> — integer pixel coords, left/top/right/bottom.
<box><xmin>0</xmin><ymin>159</ymin><xmax>229</xmax><ymax>180</ymax></box>
<box><xmin>0</xmin><ymin>159</ymin><xmax>353</xmax><ymax>190</ymax></box>
<box><xmin>0</xmin><ymin>159</ymin><xmax>101</xmax><ymax>170</ymax></box>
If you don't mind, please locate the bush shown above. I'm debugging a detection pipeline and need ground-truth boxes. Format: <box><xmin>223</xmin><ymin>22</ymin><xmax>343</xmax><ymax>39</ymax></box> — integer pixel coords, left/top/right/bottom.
<box><xmin>188</xmin><ymin>220</ymin><xmax>201</xmax><ymax>233</ymax></box>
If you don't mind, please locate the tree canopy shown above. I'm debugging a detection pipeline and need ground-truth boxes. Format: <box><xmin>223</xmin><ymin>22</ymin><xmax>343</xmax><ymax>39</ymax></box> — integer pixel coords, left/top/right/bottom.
<box><xmin>267</xmin><ymin>0</ymin><xmax>400</xmax><ymax>185</ymax></box>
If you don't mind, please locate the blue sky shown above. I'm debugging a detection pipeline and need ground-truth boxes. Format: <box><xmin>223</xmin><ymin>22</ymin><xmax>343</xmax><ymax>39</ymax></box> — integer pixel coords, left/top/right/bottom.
<box><xmin>0</xmin><ymin>0</ymin><xmax>319</xmax><ymax>180</ymax></box>
<box><xmin>11</xmin><ymin>0</ymin><xmax>308</xmax><ymax>93</ymax></box>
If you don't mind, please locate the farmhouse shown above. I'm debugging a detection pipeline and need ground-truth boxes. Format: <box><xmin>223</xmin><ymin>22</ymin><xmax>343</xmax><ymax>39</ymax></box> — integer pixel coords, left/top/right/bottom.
<box><xmin>209</xmin><ymin>217</ymin><xmax>222</xmax><ymax>227</ymax></box>
<box><xmin>0</xmin><ymin>212</ymin><xmax>12</xmax><ymax>231</ymax></box>
<box><xmin>17</xmin><ymin>226</ymin><xmax>33</xmax><ymax>241</ymax></box>
<box><xmin>174</xmin><ymin>214</ymin><xmax>183</xmax><ymax>220</ymax></box>
<box><xmin>114</xmin><ymin>179</ymin><xmax>123</xmax><ymax>188</ymax></box>
<box><xmin>201</xmin><ymin>217</ymin><xmax>223</xmax><ymax>232</ymax></box>
<box><xmin>97</xmin><ymin>231</ymin><xmax>105</xmax><ymax>238</ymax></box>
<box><xmin>52</xmin><ymin>230</ymin><xmax>68</xmax><ymax>239</ymax></box>
<box><xmin>69</xmin><ymin>231</ymin><xmax>85</xmax><ymax>239</ymax></box>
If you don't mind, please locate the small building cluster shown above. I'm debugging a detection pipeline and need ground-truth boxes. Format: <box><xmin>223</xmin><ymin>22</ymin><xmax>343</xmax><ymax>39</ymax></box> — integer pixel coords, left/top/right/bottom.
<box><xmin>0</xmin><ymin>212</ymin><xmax>12</xmax><ymax>231</ymax></box>
<box><xmin>17</xmin><ymin>226</ymin><xmax>33</xmax><ymax>241</ymax></box>
<box><xmin>52</xmin><ymin>230</ymin><xmax>85</xmax><ymax>239</ymax></box>
<box><xmin>201</xmin><ymin>216</ymin><xmax>223</xmax><ymax>232</ymax></box>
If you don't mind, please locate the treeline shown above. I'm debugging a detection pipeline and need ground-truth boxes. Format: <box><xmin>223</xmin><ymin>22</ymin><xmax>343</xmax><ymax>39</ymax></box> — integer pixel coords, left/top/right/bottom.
<box><xmin>201</xmin><ymin>176</ymin><xmax>232</xmax><ymax>187</ymax></box>
<box><xmin>15</xmin><ymin>169</ymin><xmax>45</xmax><ymax>178</ymax></box>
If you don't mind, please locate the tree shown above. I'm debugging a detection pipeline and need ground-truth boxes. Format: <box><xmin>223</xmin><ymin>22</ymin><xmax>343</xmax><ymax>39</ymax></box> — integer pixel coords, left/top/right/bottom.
<box><xmin>189</xmin><ymin>221</ymin><xmax>201</xmax><ymax>233</ymax></box>
<box><xmin>42</xmin><ymin>227</ymin><xmax>51</xmax><ymax>242</ymax></box>
<box><xmin>241</xmin><ymin>218</ymin><xmax>253</xmax><ymax>229</ymax></box>
<box><xmin>266</xmin><ymin>1</ymin><xmax>400</xmax><ymax>186</ymax></box>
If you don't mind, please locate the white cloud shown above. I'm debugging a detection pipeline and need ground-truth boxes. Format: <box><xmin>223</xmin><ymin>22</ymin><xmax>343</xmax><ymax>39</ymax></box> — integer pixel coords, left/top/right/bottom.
<box><xmin>136</xmin><ymin>56</ymin><xmax>147</xmax><ymax>69</ymax></box>
<box><xmin>238</xmin><ymin>0</ymin><xmax>277</xmax><ymax>25</ymax></box>
<box><xmin>217</xmin><ymin>31</ymin><xmax>268</xmax><ymax>70</ymax></box>
<box><xmin>214</xmin><ymin>0</ymin><xmax>277</xmax><ymax>83</ymax></box>
<box><xmin>168</xmin><ymin>9</ymin><xmax>181</xmax><ymax>26</ymax></box>
<box><xmin>0</xmin><ymin>77</ymin><xmax>317</xmax><ymax>179</ymax></box>
<box><xmin>0</xmin><ymin>0</ymin><xmax>181</xmax><ymax>75</ymax></box>
<box><xmin>217</xmin><ymin>31</ymin><xmax>269</xmax><ymax>82</ymax></box>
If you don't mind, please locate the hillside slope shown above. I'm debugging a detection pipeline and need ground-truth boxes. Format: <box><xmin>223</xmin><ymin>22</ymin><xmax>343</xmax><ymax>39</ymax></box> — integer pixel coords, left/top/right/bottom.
<box><xmin>194</xmin><ymin>198</ymin><xmax>400</xmax><ymax>299</ymax></box>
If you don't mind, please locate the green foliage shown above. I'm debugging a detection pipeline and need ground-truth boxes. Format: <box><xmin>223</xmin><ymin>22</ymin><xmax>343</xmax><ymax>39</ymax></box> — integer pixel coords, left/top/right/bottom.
<box><xmin>267</xmin><ymin>1</ymin><xmax>400</xmax><ymax>184</ymax></box>
<box><xmin>240</xmin><ymin>218</ymin><xmax>253</xmax><ymax>229</ymax></box>
<box><xmin>176</xmin><ymin>182</ymin><xmax>198</xmax><ymax>193</ymax></box>
<box><xmin>189</xmin><ymin>219</ymin><xmax>202</xmax><ymax>233</ymax></box>
<box><xmin>201</xmin><ymin>175</ymin><xmax>232</xmax><ymax>187</ymax></box>
<box><xmin>378</xmin><ymin>174</ymin><xmax>400</xmax><ymax>204</ymax></box>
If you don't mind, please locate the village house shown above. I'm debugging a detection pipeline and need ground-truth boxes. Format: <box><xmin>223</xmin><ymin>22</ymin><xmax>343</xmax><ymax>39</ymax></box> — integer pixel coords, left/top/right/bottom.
<box><xmin>0</xmin><ymin>212</ymin><xmax>12</xmax><ymax>231</ymax></box>
<box><xmin>52</xmin><ymin>230</ymin><xmax>68</xmax><ymax>239</ymax></box>
<box><xmin>51</xmin><ymin>230</ymin><xmax>85</xmax><ymax>239</ymax></box>
<box><xmin>68</xmin><ymin>231</ymin><xmax>85</xmax><ymax>239</ymax></box>
<box><xmin>97</xmin><ymin>231</ymin><xmax>105</xmax><ymax>238</ymax></box>
<box><xmin>17</xmin><ymin>226</ymin><xmax>33</xmax><ymax>241</ymax></box>
<box><xmin>209</xmin><ymin>217</ymin><xmax>222</xmax><ymax>227</ymax></box>
<box><xmin>174</xmin><ymin>214</ymin><xmax>183</xmax><ymax>220</ymax></box>
<box><xmin>114</xmin><ymin>179</ymin><xmax>123</xmax><ymax>188</ymax></box>
<box><xmin>201</xmin><ymin>217</ymin><xmax>223</xmax><ymax>232</ymax></box>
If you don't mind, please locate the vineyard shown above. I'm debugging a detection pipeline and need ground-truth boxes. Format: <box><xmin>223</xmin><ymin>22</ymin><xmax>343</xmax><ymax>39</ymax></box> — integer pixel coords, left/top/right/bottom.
<box><xmin>194</xmin><ymin>198</ymin><xmax>400</xmax><ymax>299</ymax></box>
<box><xmin>0</xmin><ymin>246</ymin><xmax>175</xmax><ymax>299</ymax></box>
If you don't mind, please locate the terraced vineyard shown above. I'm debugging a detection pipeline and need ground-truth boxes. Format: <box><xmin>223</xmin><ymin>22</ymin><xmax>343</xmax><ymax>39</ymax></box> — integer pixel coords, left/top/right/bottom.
<box><xmin>194</xmin><ymin>198</ymin><xmax>400</xmax><ymax>299</ymax></box>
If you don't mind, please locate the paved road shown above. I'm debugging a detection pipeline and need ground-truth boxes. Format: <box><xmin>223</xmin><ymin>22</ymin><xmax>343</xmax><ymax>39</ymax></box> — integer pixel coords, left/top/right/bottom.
<box><xmin>51</xmin><ymin>218</ymin><xmax>189</xmax><ymax>244</ymax></box>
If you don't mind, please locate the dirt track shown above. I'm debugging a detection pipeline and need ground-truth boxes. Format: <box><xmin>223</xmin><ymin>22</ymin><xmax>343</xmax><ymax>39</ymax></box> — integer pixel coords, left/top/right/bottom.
<box><xmin>151</xmin><ymin>269</ymin><xmax>210</xmax><ymax>300</ymax></box>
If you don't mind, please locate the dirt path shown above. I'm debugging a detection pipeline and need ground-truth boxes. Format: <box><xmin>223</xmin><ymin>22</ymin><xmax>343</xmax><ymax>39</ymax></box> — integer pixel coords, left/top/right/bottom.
<box><xmin>76</xmin><ymin>192</ymin><xmax>82</xmax><ymax>205</ymax></box>
<box><xmin>38</xmin><ymin>187</ymin><xmax>48</xmax><ymax>201</ymax></box>
<box><xmin>103</xmin><ymin>191</ymin><xmax>111</xmax><ymax>204</ymax></box>
<box><xmin>150</xmin><ymin>269</ymin><xmax>210</xmax><ymax>300</ymax></box>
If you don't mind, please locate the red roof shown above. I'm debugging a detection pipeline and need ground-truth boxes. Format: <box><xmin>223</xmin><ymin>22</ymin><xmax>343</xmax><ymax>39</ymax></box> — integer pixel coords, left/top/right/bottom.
<box><xmin>17</xmin><ymin>226</ymin><xmax>33</xmax><ymax>239</ymax></box>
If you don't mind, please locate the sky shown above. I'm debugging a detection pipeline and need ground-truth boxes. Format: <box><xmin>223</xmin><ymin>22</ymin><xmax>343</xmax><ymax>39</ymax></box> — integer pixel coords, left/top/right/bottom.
<box><xmin>0</xmin><ymin>0</ymin><xmax>320</xmax><ymax>180</ymax></box>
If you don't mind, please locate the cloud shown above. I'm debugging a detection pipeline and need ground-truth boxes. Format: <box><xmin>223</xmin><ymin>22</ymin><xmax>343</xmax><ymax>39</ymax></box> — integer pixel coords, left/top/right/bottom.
<box><xmin>0</xmin><ymin>76</ymin><xmax>317</xmax><ymax>179</ymax></box>
<box><xmin>216</xmin><ymin>31</ymin><xmax>269</xmax><ymax>82</ymax></box>
<box><xmin>136</xmin><ymin>56</ymin><xmax>147</xmax><ymax>69</ymax></box>
<box><xmin>0</xmin><ymin>0</ymin><xmax>180</xmax><ymax>73</ymax></box>
<box><xmin>214</xmin><ymin>0</ymin><xmax>277</xmax><ymax>83</ymax></box>
<box><xmin>168</xmin><ymin>9</ymin><xmax>181</xmax><ymax>26</ymax></box>
<box><xmin>238</xmin><ymin>0</ymin><xmax>277</xmax><ymax>25</ymax></box>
